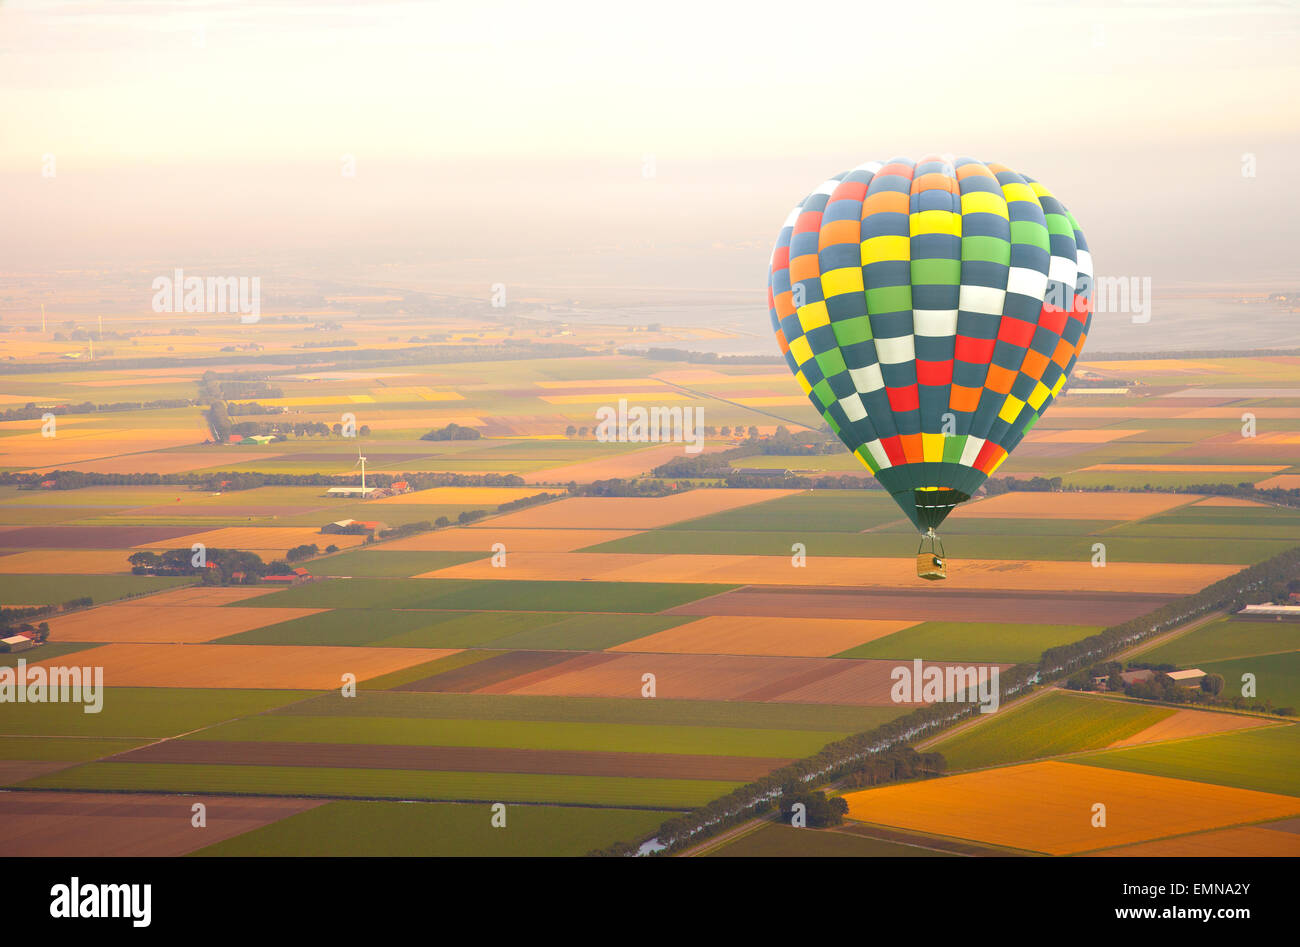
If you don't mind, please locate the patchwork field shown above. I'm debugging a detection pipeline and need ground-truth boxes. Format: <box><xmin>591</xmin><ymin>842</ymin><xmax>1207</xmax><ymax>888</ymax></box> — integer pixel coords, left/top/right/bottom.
<box><xmin>842</xmin><ymin>761</ymin><xmax>1300</xmax><ymax>855</ymax></box>
<box><xmin>193</xmin><ymin>801</ymin><xmax>666</xmax><ymax>857</ymax></box>
<box><xmin>2</xmin><ymin>346</ymin><xmax>1296</xmax><ymax>857</ymax></box>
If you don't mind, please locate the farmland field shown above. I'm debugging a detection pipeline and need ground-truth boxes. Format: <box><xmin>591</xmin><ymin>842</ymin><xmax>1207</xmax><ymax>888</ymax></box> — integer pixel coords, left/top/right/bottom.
<box><xmin>1131</xmin><ymin>618</ymin><xmax>1299</xmax><ymax>665</ymax></box>
<box><xmin>926</xmin><ymin>692</ymin><xmax>1175</xmax><ymax>771</ymax></box>
<box><xmin>841</xmin><ymin>761</ymin><xmax>1300</xmax><ymax>854</ymax></box>
<box><xmin>192</xmin><ymin>801</ymin><xmax>665</xmax><ymax>857</ymax></box>
<box><xmin>832</xmin><ymin>622</ymin><xmax>1098</xmax><ymax>664</ymax></box>
<box><xmin>704</xmin><ymin>822</ymin><xmax>951</xmax><ymax>857</ymax></box>
<box><xmin>2</xmin><ymin>334</ymin><xmax>1297</xmax><ymax>860</ymax></box>
<box><xmin>1076</xmin><ymin>723</ymin><xmax>1300</xmax><ymax>796</ymax></box>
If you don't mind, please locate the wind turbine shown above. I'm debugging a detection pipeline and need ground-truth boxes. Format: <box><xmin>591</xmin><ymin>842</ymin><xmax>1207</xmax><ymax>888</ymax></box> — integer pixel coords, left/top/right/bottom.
<box><xmin>354</xmin><ymin>443</ymin><xmax>367</xmax><ymax>493</ymax></box>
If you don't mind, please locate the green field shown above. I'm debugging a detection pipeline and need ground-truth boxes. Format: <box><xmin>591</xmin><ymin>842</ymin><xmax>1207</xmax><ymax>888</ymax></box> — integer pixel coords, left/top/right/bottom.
<box><xmin>585</xmin><ymin>528</ymin><xmax>1284</xmax><ymax>563</ymax></box>
<box><xmin>926</xmin><ymin>692</ymin><xmax>1174</xmax><ymax>771</ymax></box>
<box><xmin>1132</xmin><ymin>618</ymin><xmax>1299</xmax><ymax>666</ymax></box>
<box><xmin>244</xmin><ymin>577</ymin><xmax>735</xmax><ymax>613</ymax></box>
<box><xmin>834</xmin><ymin>622</ymin><xmax>1100</xmax><ymax>665</ymax></box>
<box><xmin>0</xmin><ymin>735</ymin><xmax>143</xmax><ymax>761</ymax></box>
<box><xmin>662</xmin><ymin>491</ymin><xmax>902</xmax><ymax>533</ymax></box>
<box><xmin>0</xmin><ymin>688</ymin><xmax>313</xmax><ymax>738</ymax></box>
<box><xmin>219</xmin><ymin>608</ymin><xmax>566</xmax><ymax>648</ymax></box>
<box><xmin>186</xmin><ymin>714</ymin><xmax>841</xmax><ymax>758</ymax></box>
<box><xmin>193</xmin><ymin>800</ymin><xmax>665</xmax><ymax>856</ymax></box>
<box><xmin>360</xmin><ymin>650</ymin><xmax>507</xmax><ymax>690</ymax></box>
<box><xmin>273</xmin><ymin>690</ymin><xmax>904</xmax><ymax>732</ymax></box>
<box><xmin>307</xmin><ymin>549</ymin><xmax>488</xmax><ymax>577</ymax></box>
<box><xmin>22</xmin><ymin>762</ymin><xmax>740</xmax><ymax>808</ymax></box>
<box><xmin>1077</xmin><ymin>723</ymin><xmax>1300</xmax><ymax>796</ymax></box>
<box><xmin>0</xmin><ymin>574</ymin><xmax>193</xmax><ymax>605</ymax></box>
<box><xmin>1194</xmin><ymin>650</ymin><xmax>1300</xmax><ymax>710</ymax></box>
<box><xmin>706</xmin><ymin>822</ymin><xmax>951</xmax><ymax>857</ymax></box>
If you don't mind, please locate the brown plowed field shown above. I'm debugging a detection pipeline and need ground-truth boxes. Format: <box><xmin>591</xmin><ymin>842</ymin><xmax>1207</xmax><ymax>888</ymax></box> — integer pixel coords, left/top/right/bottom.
<box><xmin>663</xmin><ymin>587</ymin><xmax>1175</xmax><ymax>625</ymax></box>
<box><xmin>112</xmin><ymin>740</ymin><xmax>786</xmax><ymax>781</ymax></box>
<box><xmin>611</xmin><ymin>616</ymin><xmax>917</xmax><ymax>658</ymax></box>
<box><xmin>0</xmin><ymin>792</ymin><xmax>325</xmax><ymax>856</ymax></box>
<box><xmin>0</xmin><ymin>525</ymin><xmax>210</xmax><ymax>548</ymax></box>
<box><xmin>483</xmin><ymin>651</ymin><xmax>983</xmax><ymax>705</ymax></box>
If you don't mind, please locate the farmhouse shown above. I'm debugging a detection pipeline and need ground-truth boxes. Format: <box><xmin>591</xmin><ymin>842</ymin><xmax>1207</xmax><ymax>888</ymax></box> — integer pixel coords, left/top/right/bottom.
<box><xmin>1120</xmin><ymin>669</ymin><xmax>1155</xmax><ymax>686</ymax></box>
<box><xmin>325</xmin><ymin>485</ymin><xmax>377</xmax><ymax>498</ymax></box>
<box><xmin>321</xmin><ymin>519</ymin><xmax>385</xmax><ymax>536</ymax></box>
<box><xmin>262</xmin><ymin>569</ymin><xmax>311</xmax><ymax>586</ymax></box>
<box><xmin>1236</xmin><ymin>603</ymin><xmax>1300</xmax><ymax>621</ymax></box>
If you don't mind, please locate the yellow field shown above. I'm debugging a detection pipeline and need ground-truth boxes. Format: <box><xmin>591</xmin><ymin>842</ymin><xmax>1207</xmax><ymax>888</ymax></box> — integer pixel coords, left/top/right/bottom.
<box><xmin>135</xmin><ymin>527</ymin><xmax>367</xmax><ymax>553</ymax></box>
<box><xmin>372</xmin><ymin>486</ymin><xmax>551</xmax><ymax>506</ymax></box>
<box><xmin>841</xmin><ymin>761</ymin><xmax>1300</xmax><ymax>855</ymax></box>
<box><xmin>610</xmin><ymin>616</ymin><xmax>917</xmax><ymax>657</ymax></box>
<box><xmin>954</xmin><ymin>491</ymin><xmax>1198</xmax><ymax>520</ymax></box>
<box><xmin>420</xmin><ymin>551</ymin><xmax>1233</xmax><ymax>594</ymax></box>
<box><xmin>1193</xmin><ymin>496</ymin><xmax>1269</xmax><ymax>507</ymax></box>
<box><xmin>0</xmin><ymin>424</ymin><xmax>208</xmax><ymax>469</ymax></box>
<box><xmin>1086</xmin><ymin>825</ymin><xmax>1300</xmax><ymax>857</ymax></box>
<box><xmin>28</xmin><ymin>643</ymin><xmax>457</xmax><ymax>689</ymax></box>
<box><xmin>1258</xmin><ymin>474</ymin><xmax>1300</xmax><ymax>490</ymax></box>
<box><xmin>45</xmin><ymin>604</ymin><xmax>327</xmax><ymax>643</ymax></box>
<box><xmin>0</xmin><ymin>550</ymin><xmax>132</xmax><ymax>574</ymax></box>
<box><xmin>382</xmin><ymin>527</ymin><xmax>639</xmax><ymax>553</ymax></box>
<box><xmin>115</xmin><ymin>586</ymin><xmax>277</xmax><ymax>606</ymax></box>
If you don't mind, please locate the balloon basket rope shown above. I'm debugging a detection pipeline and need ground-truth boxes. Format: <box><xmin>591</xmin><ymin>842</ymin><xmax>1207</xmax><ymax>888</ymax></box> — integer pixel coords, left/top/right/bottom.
<box><xmin>916</xmin><ymin>529</ymin><xmax>947</xmax><ymax>581</ymax></box>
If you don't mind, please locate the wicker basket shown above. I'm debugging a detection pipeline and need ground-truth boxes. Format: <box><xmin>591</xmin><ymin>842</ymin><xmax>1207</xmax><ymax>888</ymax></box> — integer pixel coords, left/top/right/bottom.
<box><xmin>916</xmin><ymin>552</ymin><xmax>947</xmax><ymax>581</ymax></box>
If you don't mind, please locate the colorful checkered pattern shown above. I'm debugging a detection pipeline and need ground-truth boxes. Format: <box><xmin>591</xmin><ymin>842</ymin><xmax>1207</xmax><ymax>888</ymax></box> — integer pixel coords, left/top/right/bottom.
<box><xmin>768</xmin><ymin>156</ymin><xmax>1092</xmax><ymax>530</ymax></box>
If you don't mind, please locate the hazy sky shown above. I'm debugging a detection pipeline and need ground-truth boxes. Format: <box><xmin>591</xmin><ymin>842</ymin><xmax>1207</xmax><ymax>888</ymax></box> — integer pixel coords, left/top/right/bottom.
<box><xmin>2</xmin><ymin>0</ymin><xmax>1298</xmax><ymax>291</ymax></box>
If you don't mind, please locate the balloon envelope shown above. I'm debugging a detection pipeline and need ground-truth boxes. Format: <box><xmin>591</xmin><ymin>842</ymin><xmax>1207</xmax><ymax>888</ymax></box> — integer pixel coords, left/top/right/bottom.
<box><xmin>767</xmin><ymin>156</ymin><xmax>1092</xmax><ymax>531</ymax></box>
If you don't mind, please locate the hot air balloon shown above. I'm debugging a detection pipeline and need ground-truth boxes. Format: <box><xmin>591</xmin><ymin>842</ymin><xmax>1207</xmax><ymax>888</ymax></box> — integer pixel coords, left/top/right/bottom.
<box><xmin>767</xmin><ymin>156</ymin><xmax>1092</xmax><ymax>579</ymax></box>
